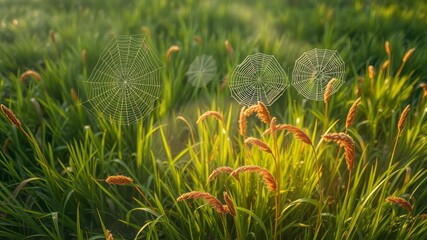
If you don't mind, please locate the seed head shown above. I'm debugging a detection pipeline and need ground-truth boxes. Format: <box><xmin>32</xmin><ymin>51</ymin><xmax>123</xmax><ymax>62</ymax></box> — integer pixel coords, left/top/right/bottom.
<box><xmin>386</xmin><ymin>196</ymin><xmax>413</xmax><ymax>212</ymax></box>
<box><xmin>105</xmin><ymin>175</ymin><xmax>134</xmax><ymax>185</ymax></box>
<box><xmin>322</xmin><ymin>133</ymin><xmax>355</xmax><ymax>171</ymax></box>
<box><xmin>244</xmin><ymin>137</ymin><xmax>272</xmax><ymax>154</ymax></box>
<box><xmin>177</xmin><ymin>191</ymin><xmax>225</xmax><ymax>214</ymax></box>
<box><xmin>196</xmin><ymin>111</ymin><xmax>224</xmax><ymax>125</ymax></box>
<box><xmin>1</xmin><ymin>104</ymin><xmax>21</xmax><ymax>128</ymax></box>
<box><xmin>368</xmin><ymin>65</ymin><xmax>375</xmax><ymax>81</ymax></box>
<box><xmin>398</xmin><ymin>105</ymin><xmax>410</xmax><ymax>134</ymax></box>
<box><xmin>324</xmin><ymin>78</ymin><xmax>337</xmax><ymax>103</ymax></box>
<box><xmin>166</xmin><ymin>45</ymin><xmax>180</xmax><ymax>61</ymax></box>
<box><xmin>346</xmin><ymin>97</ymin><xmax>362</xmax><ymax>129</ymax></box>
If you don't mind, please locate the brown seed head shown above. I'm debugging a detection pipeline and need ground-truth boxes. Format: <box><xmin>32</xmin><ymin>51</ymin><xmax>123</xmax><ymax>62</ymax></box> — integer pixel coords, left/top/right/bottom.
<box><xmin>105</xmin><ymin>229</ymin><xmax>114</xmax><ymax>240</ymax></box>
<box><xmin>208</xmin><ymin>166</ymin><xmax>234</xmax><ymax>182</ymax></box>
<box><xmin>280</xmin><ymin>124</ymin><xmax>312</xmax><ymax>145</ymax></box>
<box><xmin>81</xmin><ymin>49</ymin><xmax>87</xmax><ymax>64</ymax></box>
<box><xmin>224</xmin><ymin>40</ymin><xmax>233</xmax><ymax>58</ymax></box>
<box><xmin>141</xmin><ymin>26</ymin><xmax>151</xmax><ymax>37</ymax></box>
<box><xmin>223</xmin><ymin>192</ymin><xmax>236</xmax><ymax>216</ymax></box>
<box><xmin>346</xmin><ymin>97</ymin><xmax>362</xmax><ymax>129</ymax></box>
<box><xmin>398</xmin><ymin>104</ymin><xmax>410</xmax><ymax>134</ymax></box>
<box><xmin>368</xmin><ymin>65</ymin><xmax>375</xmax><ymax>81</ymax></box>
<box><xmin>419</xmin><ymin>83</ymin><xmax>427</xmax><ymax>97</ymax></box>
<box><xmin>166</xmin><ymin>45</ymin><xmax>180</xmax><ymax>61</ymax></box>
<box><xmin>1</xmin><ymin>104</ymin><xmax>21</xmax><ymax>128</ymax></box>
<box><xmin>385</xmin><ymin>41</ymin><xmax>391</xmax><ymax>58</ymax></box>
<box><xmin>194</xmin><ymin>36</ymin><xmax>202</xmax><ymax>45</ymax></box>
<box><xmin>386</xmin><ymin>196</ymin><xmax>413</xmax><ymax>212</ymax></box>
<box><xmin>270</xmin><ymin>117</ymin><xmax>277</xmax><ymax>134</ymax></box>
<box><xmin>256</xmin><ymin>101</ymin><xmax>271</xmax><ymax>124</ymax></box>
<box><xmin>70</xmin><ymin>88</ymin><xmax>79</xmax><ymax>102</ymax></box>
<box><xmin>20</xmin><ymin>70</ymin><xmax>42</xmax><ymax>82</ymax></box>
<box><xmin>402</xmin><ymin>48</ymin><xmax>415</xmax><ymax>63</ymax></box>
<box><xmin>239</xmin><ymin>106</ymin><xmax>247</xmax><ymax>137</ymax></box>
<box><xmin>244</xmin><ymin>137</ymin><xmax>272</xmax><ymax>154</ymax></box>
<box><xmin>105</xmin><ymin>175</ymin><xmax>133</xmax><ymax>185</ymax></box>
<box><xmin>220</xmin><ymin>75</ymin><xmax>228</xmax><ymax>91</ymax></box>
<box><xmin>244</xmin><ymin>104</ymin><xmax>259</xmax><ymax>116</ymax></box>
<box><xmin>263</xmin><ymin>124</ymin><xmax>312</xmax><ymax>145</ymax></box>
<box><xmin>322</xmin><ymin>133</ymin><xmax>355</xmax><ymax>171</ymax></box>
<box><xmin>196</xmin><ymin>111</ymin><xmax>224</xmax><ymax>125</ymax></box>
<box><xmin>231</xmin><ymin>165</ymin><xmax>276</xmax><ymax>191</ymax></box>
<box><xmin>324</xmin><ymin>78</ymin><xmax>337</xmax><ymax>103</ymax></box>
<box><xmin>50</xmin><ymin>30</ymin><xmax>56</xmax><ymax>43</ymax></box>
<box><xmin>177</xmin><ymin>191</ymin><xmax>225</xmax><ymax>213</ymax></box>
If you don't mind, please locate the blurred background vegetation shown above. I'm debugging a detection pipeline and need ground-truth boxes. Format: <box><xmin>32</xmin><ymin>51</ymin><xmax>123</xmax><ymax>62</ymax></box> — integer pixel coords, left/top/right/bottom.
<box><xmin>0</xmin><ymin>0</ymin><xmax>426</xmax><ymax>239</ymax></box>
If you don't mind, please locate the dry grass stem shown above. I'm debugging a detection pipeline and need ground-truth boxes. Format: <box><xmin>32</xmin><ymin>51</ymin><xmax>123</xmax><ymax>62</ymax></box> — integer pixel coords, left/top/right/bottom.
<box><xmin>398</xmin><ymin>104</ymin><xmax>410</xmax><ymax>134</ymax></box>
<box><xmin>368</xmin><ymin>65</ymin><xmax>375</xmax><ymax>81</ymax></box>
<box><xmin>324</xmin><ymin>78</ymin><xmax>336</xmax><ymax>103</ymax></box>
<box><xmin>231</xmin><ymin>165</ymin><xmax>276</xmax><ymax>191</ymax></box>
<box><xmin>386</xmin><ymin>196</ymin><xmax>413</xmax><ymax>212</ymax></box>
<box><xmin>346</xmin><ymin>97</ymin><xmax>362</xmax><ymax>129</ymax></box>
<box><xmin>208</xmin><ymin>166</ymin><xmax>234</xmax><ymax>182</ymax></box>
<box><xmin>256</xmin><ymin>101</ymin><xmax>271</xmax><ymax>123</ymax></box>
<box><xmin>239</xmin><ymin>106</ymin><xmax>247</xmax><ymax>136</ymax></box>
<box><xmin>1</xmin><ymin>104</ymin><xmax>21</xmax><ymax>128</ymax></box>
<box><xmin>223</xmin><ymin>192</ymin><xmax>236</xmax><ymax>216</ymax></box>
<box><xmin>196</xmin><ymin>111</ymin><xmax>224</xmax><ymax>125</ymax></box>
<box><xmin>20</xmin><ymin>70</ymin><xmax>42</xmax><ymax>82</ymax></box>
<box><xmin>166</xmin><ymin>45</ymin><xmax>180</xmax><ymax>61</ymax></box>
<box><xmin>244</xmin><ymin>137</ymin><xmax>272</xmax><ymax>154</ymax></box>
<box><xmin>322</xmin><ymin>133</ymin><xmax>355</xmax><ymax>171</ymax></box>
<box><xmin>402</xmin><ymin>48</ymin><xmax>416</xmax><ymax>63</ymax></box>
<box><xmin>177</xmin><ymin>191</ymin><xmax>225</xmax><ymax>213</ymax></box>
<box><xmin>105</xmin><ymin>175</ymin><xmax>134</xmax><ymax>185</ymax></box>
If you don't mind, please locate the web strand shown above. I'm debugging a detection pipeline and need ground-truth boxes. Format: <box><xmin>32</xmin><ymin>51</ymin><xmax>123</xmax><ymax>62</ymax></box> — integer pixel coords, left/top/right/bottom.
<box><xmin>82</xmin><ymin>35</ymin><xmax>164</xmax><ymax>125</ymax></box>
<box><xmin>292</xmin><ymin>48</ymin><xmax>345</xmax><ymax>101</ymax></box>
<box><xmin>228</xmin><ymin>53</ymin><xmax>289</xmax><ymax>106</ymax></box>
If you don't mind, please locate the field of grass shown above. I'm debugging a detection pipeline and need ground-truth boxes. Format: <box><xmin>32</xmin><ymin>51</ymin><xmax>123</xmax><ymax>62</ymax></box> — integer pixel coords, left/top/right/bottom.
<box><xmin>1</xmin><ymin>0</ymin><xmax>427</xmax><ymax>239</ymax></box>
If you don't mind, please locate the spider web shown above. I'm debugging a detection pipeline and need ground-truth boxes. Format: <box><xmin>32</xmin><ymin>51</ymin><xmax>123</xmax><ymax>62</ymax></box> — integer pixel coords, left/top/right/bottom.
<box><xmin>186</xmin><ymin>55</ymin><xmax>216</xmax><ymax>88</ymax></box>
<box><xmin>228</xmin><ymin>53</ymin><xmax>289</xmax><ymax>106</ymax></box>
<box><xmin>292</xmin><ymin>48</ymin><xmax>345</xmax><ymax>101</ymax></box>
<box><xmin>83</xmin><ymin>35</ymin><xmax>164</xmax><ymax>125</ymax></box>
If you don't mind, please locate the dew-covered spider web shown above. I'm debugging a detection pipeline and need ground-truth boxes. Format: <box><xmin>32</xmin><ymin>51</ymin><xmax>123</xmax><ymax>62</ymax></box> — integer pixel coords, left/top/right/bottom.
<box><xmin>82</xmin><ymin>35</ymin><xmax>164</xmax><ymax>125</ymax></box>
<box><xmin>228</xmin><ymin>53</ymin><xmax>289</xmax><ymax>106</ymax></box>
<box><xmin>292</xmin><ymin>48</ymin><xmax>345</xmax><ymax>101</ymax></box>
<box><xmin>186</xmin><ymin>55</ymin><xmax>216</xmax><ymax>88</ymax></box>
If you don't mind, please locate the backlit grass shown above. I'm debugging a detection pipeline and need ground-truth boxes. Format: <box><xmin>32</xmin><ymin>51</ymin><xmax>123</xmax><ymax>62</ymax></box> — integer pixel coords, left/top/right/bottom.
<box><xmin>1</xmin><ymin>0</ymin><xmax>427</xmax><ymax>239</ymax></box>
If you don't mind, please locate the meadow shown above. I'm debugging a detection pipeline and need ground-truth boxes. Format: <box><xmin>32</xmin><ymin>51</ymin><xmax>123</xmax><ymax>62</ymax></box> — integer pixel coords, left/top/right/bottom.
<box><xmin>1</xmin><ymin>0</ymin><xmax>427</xmax><ymax>239</ymax></box>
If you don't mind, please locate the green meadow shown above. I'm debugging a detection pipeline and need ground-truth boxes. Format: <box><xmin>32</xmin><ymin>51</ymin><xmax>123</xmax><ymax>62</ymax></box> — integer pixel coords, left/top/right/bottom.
<box><xmin>1</xmin><ymin>0</ymin><xmax>426</xmax><ymax>239</ymax></box>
